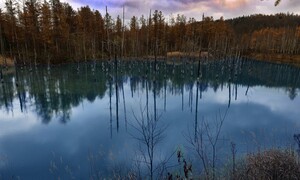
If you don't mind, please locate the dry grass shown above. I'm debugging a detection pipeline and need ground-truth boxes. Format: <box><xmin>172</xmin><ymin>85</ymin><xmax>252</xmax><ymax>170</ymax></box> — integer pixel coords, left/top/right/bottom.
<box><xmin>235</xmin><ymin>149</ymin><xmax>300</xmax><ymax>180</ymax></box>
<box><xmin>167</xmin><ymin>51</ymin><xmax>209</xmax><ymax>58</ymax></box>
<box><xmin>0</xmin><ymin>56</ymin><xmax>14</xmax><ymax>66</ymax></box>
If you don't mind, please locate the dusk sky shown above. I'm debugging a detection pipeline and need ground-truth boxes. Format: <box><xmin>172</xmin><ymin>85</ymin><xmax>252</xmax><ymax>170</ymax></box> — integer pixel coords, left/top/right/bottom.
<box><xmin>1</xmin><ymin>0</ymin><xmax>300</xmax><ymax>21</ymax></box>
<box><xmin>66</xmin><ymin>0</ymin><xmax>300</xmax><ymax>21</ymax></box>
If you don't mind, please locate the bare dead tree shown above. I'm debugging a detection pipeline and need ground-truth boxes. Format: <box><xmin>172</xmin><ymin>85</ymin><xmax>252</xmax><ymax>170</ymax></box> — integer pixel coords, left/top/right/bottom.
<box><xmin>114</xmin><ymin>47</ymin><xmax>119</xmax><ymax>132</ymax></box>
<box><xmin>130</xmin><ymin>105</ymin><xmax>167</xmax><ymax>180</ymax></box>
<box><xmin>121</xmin><ymin>81</ymin><xmax>127</xmax><ymax>131</ymax></box>
<box><xmin>0</xmin><ymin>66</ymin><xmax>3</xmax><ymax>84</ymax></box>
<box><xmin>185</xmin><ymin>108</ymin><xmax>229</xmax><ymax>179</ymax></box>
<box><xmin>231</xmin><ymin>142</ymin><xmax>237</xmax><ymax>179</ymax></box>
<box><xmin>109</xmin><ymin>70</ymin><xmax>113</xmax><ymax>138</ymax></box>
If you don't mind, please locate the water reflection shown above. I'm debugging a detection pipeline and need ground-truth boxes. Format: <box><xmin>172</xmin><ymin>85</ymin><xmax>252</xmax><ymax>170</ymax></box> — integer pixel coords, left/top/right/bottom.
<box><xmin>0</xmin><ymin>59</ymin><xmax>300</xmax><ymax>179</ymax></box>
<box><xmin>0</xmin><ymin>59</ymin><xmax>299</xmax><ymax>125</ymax></box>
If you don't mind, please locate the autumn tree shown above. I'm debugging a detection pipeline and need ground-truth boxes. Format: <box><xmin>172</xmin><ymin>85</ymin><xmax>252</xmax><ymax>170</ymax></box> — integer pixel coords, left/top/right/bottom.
<box><xmin>0</xmin><ymin>8</ymin><xmax>6</xmax><ymax>67</ymax></box>
<box><xmin>78</xmin><ymin>6</ymin><xmax>94</xmax><ymax>61</ymax></box>
<box><xmin>40</xmin><ymin>0</ymin><xmax>52</xmax><ymax>63</ymax></box>
<box><xmin>175</xmin><ymin>14</ymin><xmax>186</xmax><ymax>51</ymax></box>
<box><xmin>199</xmin><ymin>15</ymin><xmax>215</xmax><ymax>50</ymax></box>
<box><xmin>51</xmin><ymin>0</ymin><xmax>70</xmax><ymax>61</ymax></box>
<box><xmin>129</xmin><ymin>15</ymin><xmax>139</xmax><ymax>57</ymax></box>
<box><xmin>104</xmin><ymin>8</ymin><xmax>114</xmax><ymax>59</ymax></box>
<box><xmin>137</xmin><ymin>15</ymin><xmax>146</xmax><ymax>56</ymax></box>
<box><xmin>185</xmin><ymin>17</ymin><xmax>197</xmax><ymax>54</ymax></box>
<box><xmin>151</xmin><ymin>10</ymin><xmax>166</xmax><ymax>57</ymax></box>
<box><xmin>25</xmin><ymin>0</ymin><xmax>41</xmax><ymax>66</ymax></box>
<box><xmin>94</xmin><ymin>10</ymin><xmax>104</xmax><ymax>59</ymax></box>
<box><xmin>5</xmin><ymin>0</ymin><xmax>18</xmax><ymax>60</ymax></box>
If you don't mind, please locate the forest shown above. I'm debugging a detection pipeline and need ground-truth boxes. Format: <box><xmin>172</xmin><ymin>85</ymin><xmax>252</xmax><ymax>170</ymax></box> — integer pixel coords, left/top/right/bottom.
<box><xmin>0</xmin><ymin>0</ymin><xmax>300</xmax><ymax>66</ymax></box>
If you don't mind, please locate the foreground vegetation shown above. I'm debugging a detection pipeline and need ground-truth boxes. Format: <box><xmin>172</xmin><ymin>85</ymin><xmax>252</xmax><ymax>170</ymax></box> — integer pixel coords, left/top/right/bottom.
<box><xmin>233</xmin><ymin>149</ymin><xmax>300</xmax><ymax>180</ymax></box>
<box><xmin>46</xmin><ymin>144</ymin><xmax>300</xmax><ymax>179</ymax></box>
<box><xmin>149</xmin><ymin>148</ymin><xmax>300</xmax><ymax>179</ymax></box>
<box><xmin>0</xmin><ymin>0</ymin><xmax>299</xmax><ymax>67</ymax></box>
<box><xmin>162</xmin><ymin>148</ymin><xmax>300</xmax><ymax>179</ymax></box>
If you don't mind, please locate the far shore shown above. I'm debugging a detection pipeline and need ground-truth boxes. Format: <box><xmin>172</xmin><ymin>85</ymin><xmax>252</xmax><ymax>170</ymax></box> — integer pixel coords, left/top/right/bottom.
<box><xmin>2</xmin><ymin>52</ymin><xmax>300</xmax><ymax>67</ymax></box>
<box><xmin>246</xmin><ymin>53</ymin><xmax>300</xmax><ymax>66</ymax></box>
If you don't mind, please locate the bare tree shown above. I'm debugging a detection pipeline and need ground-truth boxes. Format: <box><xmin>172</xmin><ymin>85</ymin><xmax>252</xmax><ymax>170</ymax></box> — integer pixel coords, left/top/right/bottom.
<box><xmin>130</xmin><ymin>105</ymin><xmax>167</xmax><ymax>180</ymax></box>
<box><xmin>186</xmin><ymin>108</ymin><xmax>229</xmax><ymax>179</ymax></box>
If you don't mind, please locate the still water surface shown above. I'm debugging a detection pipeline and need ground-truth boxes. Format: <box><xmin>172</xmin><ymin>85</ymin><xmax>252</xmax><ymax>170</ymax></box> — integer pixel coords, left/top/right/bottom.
<box><xmin>0</xmin><ymin>59</ymin><xmax>300</xmax><ymax>179</ymax></box>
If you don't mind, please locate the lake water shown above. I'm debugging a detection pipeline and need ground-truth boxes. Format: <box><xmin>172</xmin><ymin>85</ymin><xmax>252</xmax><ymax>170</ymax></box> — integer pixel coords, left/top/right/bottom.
<box><xmin>0</xmin><ymin>59</ymin><xmax>300</xmax><ymax>179</ymax></box>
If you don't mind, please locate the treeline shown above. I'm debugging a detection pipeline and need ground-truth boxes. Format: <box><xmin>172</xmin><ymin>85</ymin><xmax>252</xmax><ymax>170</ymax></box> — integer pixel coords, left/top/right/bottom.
<box><xmin>228</xmin><ymin>13</ymin><xmax>300</xmax><ymax>55</ymax></box>
<box><xmin>0</xmin><ymin>0</ymin><xmax>300</xmax><ymax>65</ymax></box>
<box><xmin>227</xmin><ymin>13</ymin><xmax>300</xmax><ymax>34</ymax></box>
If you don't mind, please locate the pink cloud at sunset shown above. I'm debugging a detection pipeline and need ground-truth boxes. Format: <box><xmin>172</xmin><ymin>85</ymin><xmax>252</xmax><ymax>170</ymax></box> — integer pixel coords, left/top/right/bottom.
<box><xmin>0</xmin><ymin>0</ymin><xmax>299</xmax><ymax>20</ymax></box>
<box><xmin>213</xmin><ymin>0</ymin><xmax>250</xmax><ymax>10</ymax></box>
<box><xmin>65</xmin><ymin>0</ymin><xmax>300</xmax><ymax>20</ymax></box>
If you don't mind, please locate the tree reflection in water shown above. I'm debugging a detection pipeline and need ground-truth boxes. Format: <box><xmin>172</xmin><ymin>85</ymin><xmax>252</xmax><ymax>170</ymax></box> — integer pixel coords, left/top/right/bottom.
<box><xmin>0</xmin><ymin>59</ymin><xmax>299</xmax><ymax>124</ymax></box>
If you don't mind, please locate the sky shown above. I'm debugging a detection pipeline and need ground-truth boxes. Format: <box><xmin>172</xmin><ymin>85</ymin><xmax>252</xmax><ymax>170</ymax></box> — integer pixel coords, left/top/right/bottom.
<box><xmin>0</xmin><ymin>0</ymin><xmax>300</xmax><ymax>21</ymax></box>
<box><xmin>66</xmin><ymin>0</ymin><xmax>300</xmax><ymax>21</ymax></box>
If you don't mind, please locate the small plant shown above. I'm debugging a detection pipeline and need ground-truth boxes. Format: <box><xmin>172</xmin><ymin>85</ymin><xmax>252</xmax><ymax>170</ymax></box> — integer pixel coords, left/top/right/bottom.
<box><xmin>166</xmin><ymin>148</ymin><xmax>193</xmax><ymax>180</ymax></box>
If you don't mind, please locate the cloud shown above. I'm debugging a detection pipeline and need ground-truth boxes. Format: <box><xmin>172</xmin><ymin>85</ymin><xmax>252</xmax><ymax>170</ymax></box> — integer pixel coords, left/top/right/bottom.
<box><xmin>0</xmin><ymin>0</ymin><xmax>298</xmax><ymax>21</ymax></box>
<box><xmin>66</xmin><ymin>0</ymin><xmax>298</xmax><ymax>21</ymax></box>
<box><xmin>213</xmin><ymin>0</ymin><xmax>250</xmax><ymax>10</ymax></box>
<box><xmin>281</xmin><ymin>0</ymin><xmax>300</xmax><ymax>14</ymax></box>
<box><xmin>71</xmin><ymin>0</ymin><xmax>144</xmax><ymax>9</ymax></box>
<box><xmin>173</xmin><ymin>0</ymin><xmax>208</xmax><ymax>3</ymax></box>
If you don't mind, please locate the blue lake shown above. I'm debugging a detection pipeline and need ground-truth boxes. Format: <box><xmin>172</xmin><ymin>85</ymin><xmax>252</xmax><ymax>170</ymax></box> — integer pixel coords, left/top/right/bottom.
<box><xmin>0</xmin><ymin>59</ymin><xmax>300</xmax><ymax>179</ymax></box>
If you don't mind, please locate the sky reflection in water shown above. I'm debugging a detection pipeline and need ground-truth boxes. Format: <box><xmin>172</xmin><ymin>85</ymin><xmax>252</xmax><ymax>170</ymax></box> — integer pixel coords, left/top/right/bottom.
<box><xmin>0</xmin><ymin>60</ymin><xmax>299</xmax><ymax>179</ymax></box>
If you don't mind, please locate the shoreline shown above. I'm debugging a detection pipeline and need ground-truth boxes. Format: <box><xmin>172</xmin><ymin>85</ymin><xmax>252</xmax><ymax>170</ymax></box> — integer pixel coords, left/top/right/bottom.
<box><xmin>2</xmin><ymin>53</ymin><xmax>300</xmax><ymax>67</ymax></box>
<box><xmin>245</xmin><ymin>53</ymin><xmax>300</xmax><ymax>66</ymax></box>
